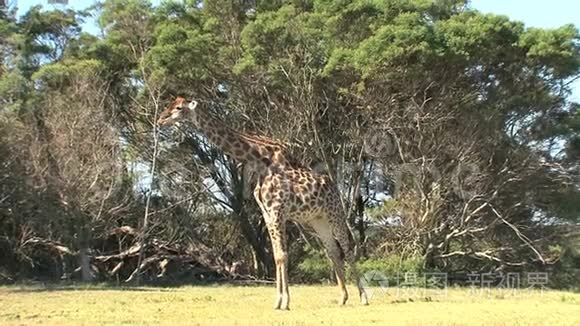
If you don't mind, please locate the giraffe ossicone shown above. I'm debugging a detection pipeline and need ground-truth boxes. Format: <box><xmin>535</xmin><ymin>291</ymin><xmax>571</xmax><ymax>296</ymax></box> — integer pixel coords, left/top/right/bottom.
<box><xmin>158</xmin><ymin>96</ymin><xmax>369</xmax><ymax>310</ymax></box>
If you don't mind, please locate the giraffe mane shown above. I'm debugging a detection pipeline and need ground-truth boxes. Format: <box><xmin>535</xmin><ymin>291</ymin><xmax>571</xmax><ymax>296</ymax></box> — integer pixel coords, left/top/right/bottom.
<box><xmin>237</xmin><ymin>132</ymin><xmax>288</xmax><ymax>150</ymax></box>
<box><xmin>195</xmin><ymin>101</ymin><xmax>286</xmax><ymax>149</ymax></box>
<box><xmin>191</xmin><ymin>99</ymin><xmax>302</xmax><ymax>166</ymax></box>
<box><xmin>234</xmin><ymin>131</ymin><xmax>305</xmax><ymax>168</ymax></box>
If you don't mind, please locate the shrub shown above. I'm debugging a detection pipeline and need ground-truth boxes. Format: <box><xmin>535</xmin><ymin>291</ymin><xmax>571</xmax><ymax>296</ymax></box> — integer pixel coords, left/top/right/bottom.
<box><xmin>294</xmin><ymin>244</ymin><xmax>425</xmax><ymax>286</ymax></box>
<box><xmin>293</xmin><ymin>245</ymin><xmax>332</xmax><ymax>283</ymax></box>
<box><xmin>354</xmin><ymin>255</ymin><xmax>425</xmax><ymax>286</ymax></box>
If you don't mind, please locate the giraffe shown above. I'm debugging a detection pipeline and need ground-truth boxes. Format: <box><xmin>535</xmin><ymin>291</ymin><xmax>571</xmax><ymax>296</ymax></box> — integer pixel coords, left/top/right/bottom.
<box><xmin>157</xmin><ymin>96</ymin><xmax>369</xmax><ymax>310</ymax></box>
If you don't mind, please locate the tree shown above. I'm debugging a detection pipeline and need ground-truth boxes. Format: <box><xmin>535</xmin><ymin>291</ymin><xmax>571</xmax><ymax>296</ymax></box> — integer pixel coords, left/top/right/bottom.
<box><xmin>229</xmin><ymin>0</ymin><xmax>580</xmax><ymax>271</ymax></box>
<box><xmin>1</xmin><ymin>0</ymin><xmax>579</xmax><ymax>285</ymax></box>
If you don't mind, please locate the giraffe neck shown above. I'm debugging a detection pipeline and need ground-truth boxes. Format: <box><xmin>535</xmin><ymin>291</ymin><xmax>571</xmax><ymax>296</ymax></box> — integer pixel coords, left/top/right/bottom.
<box><xmin>189</xmin><ymin>105</ymin><xmax>286</xmax><ymax>168</ymax></box>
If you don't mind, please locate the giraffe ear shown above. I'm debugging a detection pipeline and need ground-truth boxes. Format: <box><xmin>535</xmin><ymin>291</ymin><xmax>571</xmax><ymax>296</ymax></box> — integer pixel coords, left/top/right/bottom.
<box><xmin>188</xmin><ymin>100</ymin><xmax>198</xmax><ymax>110</ymax></box>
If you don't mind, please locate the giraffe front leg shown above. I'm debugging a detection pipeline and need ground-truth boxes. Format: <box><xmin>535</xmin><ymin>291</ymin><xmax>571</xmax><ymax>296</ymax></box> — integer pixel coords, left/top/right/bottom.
<box><xmin>274</xmin><ymin>259</ymin><xmax>282</xmax><ymax>309</ymax></box>
<box><xmin>280</xmin><ymin>253</ymin><xmax>290</xmax><ymax>310</ymax></box>
<box><xmin>254</xmin><ymin>186</ymin><xmax>284</xmax><ymax>309</ymax></box>
<box><xmin>266</xmin><ymin>218</ymin><xmax>289</xmax><ymax>310</ymax></box>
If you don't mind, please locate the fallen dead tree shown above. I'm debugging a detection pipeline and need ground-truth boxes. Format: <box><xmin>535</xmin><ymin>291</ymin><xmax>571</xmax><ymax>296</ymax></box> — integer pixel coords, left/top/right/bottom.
<box><xmin>0</xmin><ymin>235</ymin><xmax>77</xmax><ymax>283</ymax></box>
<box><xmin>1</xmin><ymin>226</ymin><xmax>234</xmax><ymax>284</ymax></box>
<box><xmin>93</xmin><ymin>226</ymin><xmax>233</xmax><ymax>283</ymax></box>
<box><xmin>93</xmin><ymin>237</ymin><xmax>231</xmax><ymax>283</ymax></box>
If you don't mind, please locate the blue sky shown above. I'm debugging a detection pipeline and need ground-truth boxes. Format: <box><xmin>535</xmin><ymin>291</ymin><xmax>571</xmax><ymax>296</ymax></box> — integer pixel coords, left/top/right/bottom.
<box><xmin>13</xmin><ymin>0</ymin><xmax>580</xmax><ymax>100</ymax></box>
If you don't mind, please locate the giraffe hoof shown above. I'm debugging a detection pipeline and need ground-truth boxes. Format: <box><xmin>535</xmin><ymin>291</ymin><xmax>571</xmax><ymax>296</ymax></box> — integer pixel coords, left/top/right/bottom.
<box><xmin>274</xmin><ymin>297</ymin><xmax>282</xmax><ymax>310</ymax></box>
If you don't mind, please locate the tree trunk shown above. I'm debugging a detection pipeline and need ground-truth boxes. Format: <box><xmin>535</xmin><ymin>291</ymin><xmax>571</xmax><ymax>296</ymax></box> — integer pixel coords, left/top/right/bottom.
<box><xmin>78</xmin><ymin>226</ymin><xmax>93</xmax><ymax>282</ymax></box>
<box><xmin>355</xmin><ymin>195</ymin><xmax>366</xmax><ymax>258</ymax></box>
<box><xmin>235</xmin><ymin>209</ymin><xmax>272</xmax><ymax>277</ymax></box>
<box><xmin>229</xmin><ymin>162</ymin><xmax>273</xmax><ymax>278</ymax></box>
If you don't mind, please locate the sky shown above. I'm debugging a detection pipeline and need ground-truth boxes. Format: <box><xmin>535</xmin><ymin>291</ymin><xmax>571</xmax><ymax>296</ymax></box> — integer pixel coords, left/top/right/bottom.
<box><xmin>12</xmin><ymin>0</ymin><xmax>580</xmax><ymax>100</ymax></box>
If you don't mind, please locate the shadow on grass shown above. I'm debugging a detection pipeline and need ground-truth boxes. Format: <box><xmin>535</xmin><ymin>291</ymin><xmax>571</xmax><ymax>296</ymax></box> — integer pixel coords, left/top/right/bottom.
<box><xmin>5</xmin><ymin>285</ymin><xmax>177</xmax><ymax>293</ymax></box>
<box><xmin>2</xmin><ymin>278</ymin><xmax>275</xmax><ymax>293</ymax></box>
<box><xmin>2</xmin><ymin>280</ymin><xmax>198</xmax><ymax>293</ymax></box>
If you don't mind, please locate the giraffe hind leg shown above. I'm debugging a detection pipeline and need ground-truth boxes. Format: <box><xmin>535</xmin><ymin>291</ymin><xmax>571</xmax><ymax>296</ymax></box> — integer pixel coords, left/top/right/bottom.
<box><xmin>333</xmin><ymin>219</ymin><xmax>369</xmax><ymax>305</ymax></box>
<box><xmin>346</xmin><ymin>250</ymin><xmax>369</xmax><ymax>305</ymax></box>
<box><xmin>309</xmin><ymin>219</ymin><xmax>349</xmax><ymax>305</ymax></box>
<box><xmin>329</xmin><ymin>239</ymin><xmax>349</xmax><ymax>305</ymax></box>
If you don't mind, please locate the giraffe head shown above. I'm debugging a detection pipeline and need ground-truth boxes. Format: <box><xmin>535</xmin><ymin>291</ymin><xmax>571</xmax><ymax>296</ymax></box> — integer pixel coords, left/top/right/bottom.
<box><xmin>157</xmin><ymin>96</ymin><xmax>198</xmax><ymax>126</ymax></box>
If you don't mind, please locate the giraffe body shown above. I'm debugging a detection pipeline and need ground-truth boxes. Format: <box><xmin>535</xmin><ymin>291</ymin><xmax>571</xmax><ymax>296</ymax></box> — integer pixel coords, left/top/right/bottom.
<box><xmin>158</xmin><ymin>97</ymin><xmax>368</xmax><ymax>310</ymax></box>
<box><xmin>254</xmin><ymin>164</ymin><xmax>368</xmax><ymax>309</ymax></box>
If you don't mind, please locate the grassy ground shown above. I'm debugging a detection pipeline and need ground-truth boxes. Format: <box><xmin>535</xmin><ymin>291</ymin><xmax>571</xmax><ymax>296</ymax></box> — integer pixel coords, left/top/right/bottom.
<box><xmin>0</xmin><ymin>284</ymin><xmax>579</xmax><ymax>325</ymax></box>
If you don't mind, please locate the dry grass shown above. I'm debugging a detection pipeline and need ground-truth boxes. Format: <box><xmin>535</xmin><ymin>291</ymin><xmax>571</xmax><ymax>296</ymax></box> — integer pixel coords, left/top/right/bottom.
<box><xmin>0</xmin><ymin>284</ymin><xmax>578</xmax><ymax>325</ymax></box>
